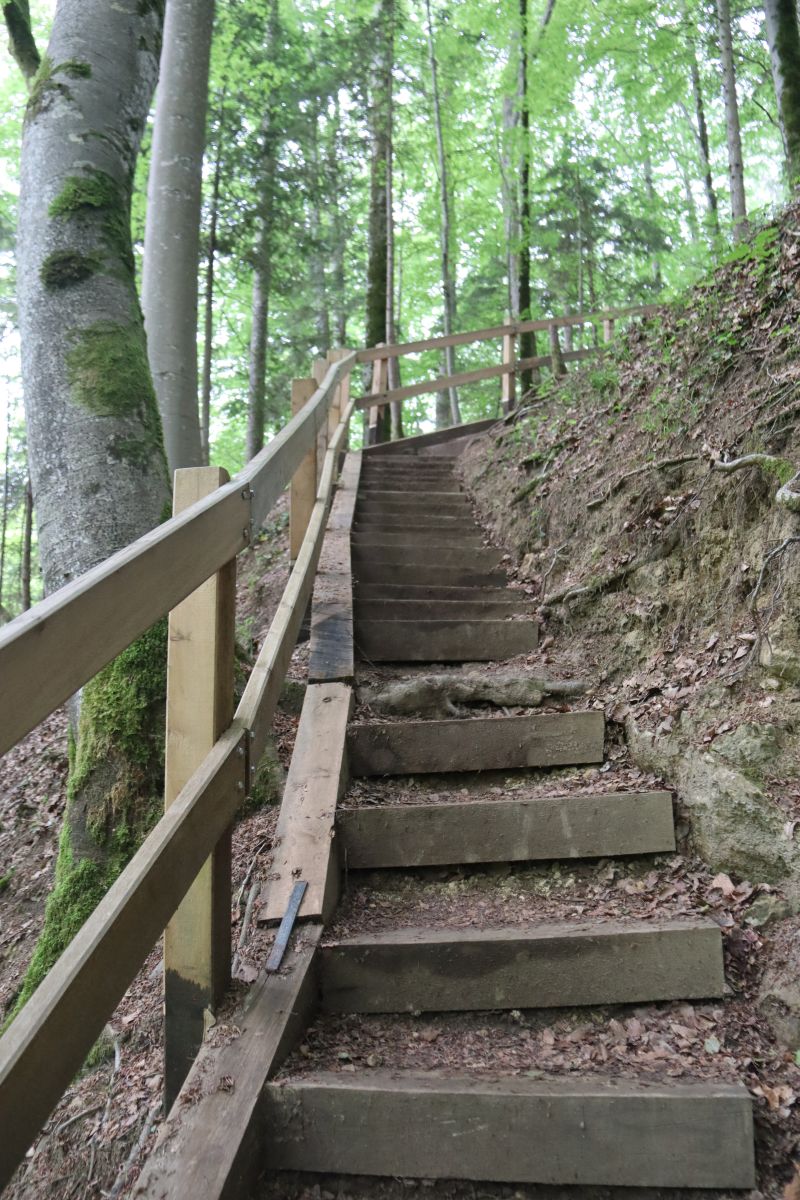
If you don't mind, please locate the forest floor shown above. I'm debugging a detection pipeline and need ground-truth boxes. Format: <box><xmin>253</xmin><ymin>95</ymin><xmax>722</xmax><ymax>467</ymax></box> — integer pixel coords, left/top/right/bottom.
<box><xmin>0</xmin><ymin>497</ymin><xmax>301</xmax><ymax>1199</ymax></box>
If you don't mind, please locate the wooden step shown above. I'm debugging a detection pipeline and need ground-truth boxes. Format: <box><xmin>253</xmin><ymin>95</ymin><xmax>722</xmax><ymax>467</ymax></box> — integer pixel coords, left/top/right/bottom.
<box><xmin>352</xmin><ymin>544</ymin><xmax>503</xmax><ymax>570</ymax></box>
<box><xmin>360</xmin><ymin>480</ymin><xmax>464</xmax><ymax>494</ymax></box>
<box><xmin>355</xmin><ymin>618</ymin><xmax>538</xmax><ymax>662</ymax></box>
<box><xmin>355</xmin><ymin>598</ymin><xmax>531</xmax><ymax>621</ymax></box>
<box><xmin>319</xmin><ymin>919</ymin><xmax>726</xmax><ymax>1013</ymax></box>
<box><xmin>356</xmin><ymin>496</ymin><xmax>473</xmax><ymax>513</ymax></box>
<box><xmin>352</xmin><ymin>527</ymin><xmax>486</xmax><ymax>547</ymax></box>
<box><xmin>355</xmin><ymin>582</ymin><xmax>519</xmax><ymax>602</ymax></box>
<box><xmin>337</xmin><ymin>790</ymin><xmax>676</xmax><ymax>868</ymax></box>
<box><xmin>348</xmin><ymin>711</ymin><xmax>604</xmax><ymax>775</ymax></box>
<box><xmin>354</xmin><ymin>515</ymin><xmax>478</xmax><ymax>531</ymax></box>
<box><xmin>262</xmin><ymin>1072</ymin><xmax>755</xmax><ymax>1188</ymax></box>
<box><xmin>354</xmin><ymin>564</ymin><xmax>507</xmax><ymax>588</ymax></box>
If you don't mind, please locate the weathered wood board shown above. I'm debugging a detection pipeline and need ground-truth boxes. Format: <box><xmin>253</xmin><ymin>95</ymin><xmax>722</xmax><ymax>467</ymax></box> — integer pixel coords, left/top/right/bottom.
<box><xmin>337</xmin><ymin>791</ymin><xmax>676</xmax><ymax>867</ymax></box>
<box><xmin>354</xmin><ymin>598</ymin><xmax>531</xmax><ymax>621</ymax></box>
<box><xmin>308</xmin><ymin>451</ymin><xmax>361</xmax><ymax>683</ymax></box>
<box><xmin>319</xmin><ymin>919</ymin><xmax>725</xmax><ymax>1012</ymax></box>
<box><xmin>133</xmin><ymin>928</ymin><xmax>322</xmax><ymax>1200</ymax></box>
<box><xmin>262</xmin><ymin>1071</ymin><xmax>754</xmax><ymax>1188</ymax></box>
<box><xmin>257</xmin><ymin>683</ymin><xmax>352</xmax><ymax>925</ymax></box>
<box><xmin>354</xmin><ymin>583</ymin><xmax>518</xmax><ymax>603</ymax></box>
<box><xmin>352</xmin><ymin>544</ymin><xmax>503</xmax><ymax>569</ymax></box>
<box><xmin>355</xmin><ymin>618</ymin><xmax>538</xmax><ymax>662</ymax></box>
<box><xmin>348</xmin><ymin>711</ymin><xmax>604</xmax><ymax>775</ymax></box>
<box><xmin>353</xmin><ymin>564</ymin><xmax>506</xmax><ymax>589</ymax></box>
<box><xmin>352</xmin><ymin>528</ymin><xmax>486</xmax><ymax>547</ymax></box>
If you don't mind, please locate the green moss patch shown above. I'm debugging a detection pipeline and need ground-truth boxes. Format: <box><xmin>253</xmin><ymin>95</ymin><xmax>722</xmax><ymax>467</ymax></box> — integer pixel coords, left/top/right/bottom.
<box><xmin>49</xmin><ymin>168</ymin><xmax>134</xmax><ymax>278</ymax></box>
<box><xmin>27</xmin><ymin>55</ymin><xmax>91</xmax><ymax>121</ymax></box>
<box><xmin>40</xmin><ymin>249</ymin><xmax>102</xmax><ymax>289</ymax></box>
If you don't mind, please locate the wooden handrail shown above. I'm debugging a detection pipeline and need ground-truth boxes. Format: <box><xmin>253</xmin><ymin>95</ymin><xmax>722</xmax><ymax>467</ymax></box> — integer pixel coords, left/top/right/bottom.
<box><xmin>0</xmin><ymin>373</ymin><xmax>357</xmax><ymax>1190</ymax></box>
<box><xmin>0</xmin><ymin>352</ymin><xmax>355</xmax><ymax>761</ymax></box>
<box><xmin>355</xmin><ymin>304</ymin><xmax>660</xmax><ymax>363</ymax></box>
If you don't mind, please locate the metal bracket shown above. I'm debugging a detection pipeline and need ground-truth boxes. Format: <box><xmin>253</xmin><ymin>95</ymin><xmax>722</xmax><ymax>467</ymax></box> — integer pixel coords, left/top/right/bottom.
<box><xmin>265</xmin><ymin>880</ymin><xmax>307</xmax><ymax>972</ymax></box>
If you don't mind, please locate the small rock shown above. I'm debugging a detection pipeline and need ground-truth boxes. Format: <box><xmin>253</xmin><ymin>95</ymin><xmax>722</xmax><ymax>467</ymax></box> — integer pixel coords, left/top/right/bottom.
<box><xmin>745</xmin><ymin>894</ymin><xmax>795</xmax><ymax>929</ymax></box>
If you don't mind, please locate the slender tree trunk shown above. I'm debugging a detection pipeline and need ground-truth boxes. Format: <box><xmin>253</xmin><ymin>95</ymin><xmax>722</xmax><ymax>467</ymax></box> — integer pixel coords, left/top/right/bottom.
<box><xmin>21</xmin><ymin>474</ymin><xmax>32</xmax><ymax>611</ymax></box>
<box><xmin>365</xmin><ymin>0</ymin><xmax>394</xmax><ymax>444</ymax></box>
<box><xmin>688</xmin><ymin>48</ymin><xmax>721</xmax><ymax>241</ymax></box>
<box><xmin>716</xmin><ymin>0</ymin><xmax>748</xmax><ymax>237</ymax></box>
<box><xmin>246</xmin><ymin>0</ymin><xmax>280</xmax><ymax>461</ymax></box>
<box><xmin>386</xmin><ymin>130</ymin><xmax>403</xmax><ymax>440</ymax></box>
<box><xmin>309</xmin><ymin>114</ymin><xmax>332</xmax><ymax>356</ymax></box>
<box><xmin>677</xmin><ymin>154</ymin><xmax>701</xmax><ymax>240</ymax></box>
<box><xmin>14</xmin><ymin>0</ymin><xmax>170</xmax><ymax>1011</ymax></box>
<box><xmin>643</xmin><ymin>152</ymin><xmax>663</xmax><ymax>289</ymax></box>
<box><xmin>142</xmin><ymin>0</ymin><xmax>213</xmax><ymax>473</ymax></box>
<box><xmin>501</xmin><ymin>94</ymin><xmax>521</xmax><ymax>323</ymax></box>
<box><xmin>517</xmin><ymin>0</ymin><xmax>533</xmax><ymax>395</ymax></box>
<box><xmin>200</xmin><ymin>95</ymin><xmax>225</xmax><ymax>465</ymax></box>
<box><xmin>425</xmin><ymin>0</ymin><xmax>460</xmax><ymax>427</ymax></box>
<box><xmin>328</xmin><ymin>96</ymin><xmax>348</xmax><ymax>347</ymax></box>
<box><xmin>764</xmin><ymin>0</ymin><xmax>800</xmax><ymax>183</ymax></box>
<box><xmin>3</xmin><ymin>0</ymin><xmax>39</xmax><ymax>82</ymax></box>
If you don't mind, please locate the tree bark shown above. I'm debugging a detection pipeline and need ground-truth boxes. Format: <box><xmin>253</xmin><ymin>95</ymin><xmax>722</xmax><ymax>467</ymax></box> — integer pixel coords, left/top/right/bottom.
<box><xmin>14</xmin><ymin>0</ymin><xmax>170</xmax><ymax>1011</ymax></box>
<box><xmin>386</xmin><ymin>126</ymin><xmax>404</xmax><ymax>441</ymax></box>
<box><xmin>246</xmin><ymin>0</ymin><xmax>280</xmax><ymax>461</ymax></box>
<box><xmin>200</xmin><ymin>94</ymin><xmax>225</xmax><ymax>465</ymax></box>
<box><xmin>365</xmin><ymin>0</ymin><xmax>394</xmax><ymax>444</ymax></box>
<box><xmin>142</xmin><ymin>0</ymin><xmax>213</xmax><ymax>474</ymax></box>
<box><xmin>3</xmin><ymin>0</ymin><xmax>39</xmax><ymax>82</ymax></box>
<box><xmin>716</xmin><ymin>0</ymin><xmax>748</xmax><ymax>237</ymax></box>
<box><xmin>764</xmin><ymin>0</ymin><xmax>800</xmax><ymax>183</ymax></box>
<box><xmin>425</xmin><ymin>0</ymin><xmax>460</xmax><ymax>428</ymax></box>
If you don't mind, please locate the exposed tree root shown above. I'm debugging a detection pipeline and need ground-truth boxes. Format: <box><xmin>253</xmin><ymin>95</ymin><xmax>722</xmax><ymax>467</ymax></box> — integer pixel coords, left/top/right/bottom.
<box><xmin>358</xmin><ymin>671</ymin><xmax>587</xmax><ymax>718</ymax></box>
<box><xmin>587</xmin><ymin>455</ymin><xmax>700</xmax><ymax>510</ymax></box>
<box><xmin>511</xmin><ymin>471</ymin><xmax>551</xmax><ymax>505</ymax></box>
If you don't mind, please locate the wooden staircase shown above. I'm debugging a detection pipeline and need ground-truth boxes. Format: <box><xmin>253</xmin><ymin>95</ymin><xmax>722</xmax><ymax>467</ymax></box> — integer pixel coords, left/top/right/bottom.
<box><xmin>133</xmin><ymin>423</ymin><xmax>757</xmax><ymax>1197</ymax></box>
<box><xmin>259</xmin><ymin>432</ymin><xmax>756</xmax><ymax>1192</ymax></box>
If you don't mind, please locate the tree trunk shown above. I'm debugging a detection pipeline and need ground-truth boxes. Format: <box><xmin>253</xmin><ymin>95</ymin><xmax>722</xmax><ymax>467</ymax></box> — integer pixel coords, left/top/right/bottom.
<box><xmin>142</xmin><ymin>0</ymin><xmax>213</xmax><ymax>473</ymax></box>
<box><xmin>764</xmin><ymin>0</ymin><xmax>800</xmax><ymax>183</ymax></box>
<box><xmin>246</xmin><ymin>0</ymin><xmax>280</xmax><ymax>461</ymax></box>
<box><xmin>365</xmin><ymin>0</ymin><xmax>394</xmax><ymax>444</ymax></box>
<box><xmin>501</xmin><ymin>93</ymin><xmax>521</xmax><ymax>323</ymax></box>
<box><xmin>716</xmin><ymin>0</ymin><xmax>748</xmax><ymax>237</ymax></box>
<box><xmin>688</xmin><ymin>44</ymin><xmax>721</xmax><ymax>241</ymax></box>
<box><xmin>643</xmin><ymin>152</ymin><xmax>663</xmax><ymax>289</ymax></box>
<box><xmin>425</xmin><ymin>0</ymin><xmax>460</xmax><ymax>428</ymax></box>
<box><xmin>309</xmin><ymin>114</ymin><xmax>331</xmax><ymax>356</ymax></box>
<box><xmin>328</xmin><ymin>95</ymin><xmax>348</xmax><ymax>348</ymax></box>
<box><xmin>3</xmin><ymin>0</ymin><xmax>40</xmax><ymax>82</ymax></box>
<box><xmin>0</xmin><ymin>403</ymin><xmax>9</xmax><ymax>608</ymax></box>
<box><xmin>386</xmin><ymin>126</ymin><xmax>403</xmax><ymax>441</ymax></box>
<box><xmin>14</xmin><ymin>0</ymin><xmax>170</xmax><ymax>1011</ymax></box>
<box><xmin>21</xmin><ymin>474</ymin><xmax>32</xmax><ymax>611</ymax></box>
<box><xmin>200</xmin><ymin>94</ymin><xmax>225</xmax><ymax>465</ymax></box>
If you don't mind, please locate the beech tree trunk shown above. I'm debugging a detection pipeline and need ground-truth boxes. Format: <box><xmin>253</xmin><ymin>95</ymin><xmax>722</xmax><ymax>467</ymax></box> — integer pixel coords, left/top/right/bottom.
<box><xmin>764</xmin><ymin>0</ymin><xmax>800</xmax><ymax>183</ymax></box>
<box><xmin>246</xmin><ymin>0</ymin><xmax>280</xmax><ymax>461</ymax></box>
<box><xmin>425</xmin><ymin>0</ymin><xmax>460</xmax><ymax>428</ymax></box>
<box><xmin>3</xmin><ymin>0</ymin><xmax>39</xmax><ymax>82</ymax></box>
<box><xmin>715</xmin><ymin>0</ymin><xmax>748</xmax><ymax>237</ymax></box>
<box><xmin>386</xmin><ymin>135</ymin><xmax>404</xmax><ymax>441</ymax></box>
<box><xmin>21</xmin><ymin>475</ymin><xmax>32</xmax><ymax>611</ymax></box>
<box><xmin>142</xmin><ymin>0</ymin><xmax>213</xmax><ymax>474</ymax></box>
<box><xmin>365</xmin><ymin>0</ymin><xmax>394</xmax><ymax>444</ymax></box>
<box><xmin>14</xmin><ymin>0</ymin><xmax>170</xmax><ymax>1011</ymax></box>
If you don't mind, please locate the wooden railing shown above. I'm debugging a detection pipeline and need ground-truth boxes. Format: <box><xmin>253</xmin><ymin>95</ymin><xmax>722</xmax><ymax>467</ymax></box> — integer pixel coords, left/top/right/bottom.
<box><xmin>0</xmin><ymin>300</ymin><xmax>659</xmax><ymax>1188</ymax></box>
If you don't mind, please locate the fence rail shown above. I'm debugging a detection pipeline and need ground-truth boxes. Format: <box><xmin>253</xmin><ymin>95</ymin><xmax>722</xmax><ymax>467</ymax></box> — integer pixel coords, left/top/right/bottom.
<box><xmin>0</xmin><ymin>299</ymin><xmax>660</xmax><ymax>1189</ymax></box>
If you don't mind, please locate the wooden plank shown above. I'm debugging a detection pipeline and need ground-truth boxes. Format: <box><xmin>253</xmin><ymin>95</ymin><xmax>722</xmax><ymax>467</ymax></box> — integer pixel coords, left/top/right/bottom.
<box><xmin>355</xmin><ymin>583</ymin><xmax>517</xmax><ymax>603</ymax></box>
<box><xmin>355</xmin><ymin>599</ymin><xmax>530</xmax><ymax>621</ymax></box>
<box><xmin>348</xmin><ymin>711</ymin><xmax>604</xmax><ymax>776</ymax></box>
<box><xmin>320</xmin><ymin>919</ymin><xmax>725</xmax><ymax>1013</ymax></box>
<box><xmin>164</xmin><ymin>468</ymin><xmax>236</xmax><ymax>1107</ymax></box>
<box><xmin>356</xmin><ymin>496</ymin><xmax>473</xmax><ymax>513</ymax></box>
<box><xmin>262</xmin><ymin>1071</ymin><xmax>754</xmax><ymax>1188</ymax></box>
<box><xmin>501</xmin><ymin>329</ymin><xmax>515</xmax><ymax>413</ymax></box>
<box><xmin>355</xmin><ymin>361</ymin><xmax>512</xmax><ymax>411</ymax></box>
<box><xmin>134</xmin><ymin>928</ymin><xmax>322</xmax><ymax>1200</ymax></box>
<box><xmin>354</xmin><ymin>516</ymin><xmax>479</xmax><ymax>532</ymax></box>
<box><xmin>337</xmin><ymin>791</ymin><xmax>676</xmax><ymax>868</ymax></box>
<box><xmin>362</xmin><ymin>418</ymin><xmax>498</xmax><ymax>455</ymax></box>
<box><xmin>0</xmin><ymin>725</ymin><xmax>246</xmax><ymax>1192</ymax></box>
<box><xmin>355</xmin><ymin>618</ymin><xmax>538</xmax><ymax>662</ymax></box>
<box><xmin>353</xmin><ymin>564</ymin><xmax>507</xmax><ymax>588</ymax></box>
<box><xmin>309</xmin><ymin>451</ymin><xmax>362</xmax><ymax>683</ymax></box>
<box><xmin>351</xmin><ymin>544</ymin><xmax>503</xmax><ymax>569</ymax></box>
<box><xmin>257</xmin><ymin>683</ymin><xmax>352</xmax><ymax>925</ymax></box>
<box><xmin>355</xmin><ymin>305</ymin><xmax>660</xmax><ymax>364</ymax></box>
<box><xmin>289</xmin><ymin>377</ymin><xmax>317</xmax><ymax>560</ymax></box>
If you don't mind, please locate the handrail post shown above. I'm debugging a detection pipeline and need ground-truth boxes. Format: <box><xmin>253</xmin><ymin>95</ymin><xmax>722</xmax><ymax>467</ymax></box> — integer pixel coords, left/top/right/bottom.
<box><xmin>163</xmin><ymin>466</ymin><xmax>236</xmax><ymax>1110</ymax></box>
<box><xmin>549</xmin><ymin>321</ymin><xmax>566</xmax><ymax>377</ymax></box>
<box><xmin>313</xmin><ymin>357</ymin><xmax>328</xmax><ymax>484</ymax></box>
<box><xmin>501</xmin><ymin>322</ymin><xmax>516</xmax><ymax>415</ymax></box>
<box><xmin>289</xmin><ymin>377</ymin><xmax>317</xmax><ymax>561</ymax></box>
<box><xmin>367</xmin><ymin>352</ymin><xmax>388</xmax><ymax>446</ymax></box>
<box><xmin>603</xmin><ymin>317</ymin><xmax>615</xmax><ymax>343</ymax></box>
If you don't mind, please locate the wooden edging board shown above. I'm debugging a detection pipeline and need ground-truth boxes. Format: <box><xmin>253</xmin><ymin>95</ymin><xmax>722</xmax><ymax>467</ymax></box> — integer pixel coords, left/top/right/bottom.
<box><xmin>348</xmin><ymin>711</ymin><xmax>604</xmax><ymax>775</ymax></box>
<box><xmin>132</xmin><ymin>927</ymin><xmax>322</xmax><ymax>1200</ymax></box>
<box><xmin>361</xmin><ymin>418</ymin><xmax>497</xmax><ymax>455</ymax></box>
<box><xmin>355</xmin><ymin>618</ymin><xmax>539</xmax><ymax>663</ymax></box>
<box><xmin>261</xmin><ymin>1071</ymin><xmax>754</xmax><ymax>1188</ymax></box>
<box><xmin>337</xmin><ymin>790</ymin><xmax>676</xmax><ymax>867</ymax></box>
<box><xmin>309</xmin><ymin>452</ymin><xmax>361</xmax><ymax>683</ymax></box>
